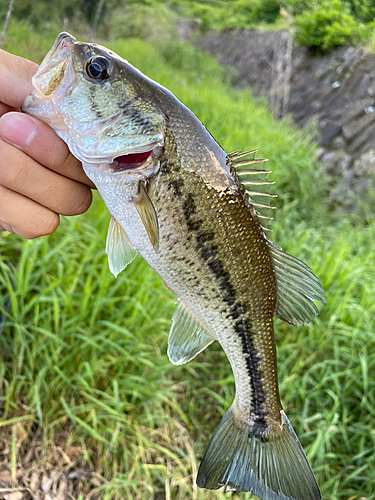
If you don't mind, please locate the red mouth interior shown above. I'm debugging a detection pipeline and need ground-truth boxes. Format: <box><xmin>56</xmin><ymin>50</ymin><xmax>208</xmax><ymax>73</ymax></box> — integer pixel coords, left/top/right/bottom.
<box><xmin>112</xmin><ymin>150</ymin><xmax>152</xmax><ymax>171</ymax></box>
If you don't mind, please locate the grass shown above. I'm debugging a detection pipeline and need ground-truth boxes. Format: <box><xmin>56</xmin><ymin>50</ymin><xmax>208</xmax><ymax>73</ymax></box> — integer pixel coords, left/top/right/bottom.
<box><xmin>1</xmin><ymin>23</ymin><xmax>375</xmax><ymax>499</ymax></box>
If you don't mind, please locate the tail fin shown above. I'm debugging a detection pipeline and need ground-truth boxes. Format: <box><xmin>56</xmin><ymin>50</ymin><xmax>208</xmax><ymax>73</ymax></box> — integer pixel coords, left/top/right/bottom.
<box><xmin>196</xmin><ymin>407</ymin><xmax>321</xmax><ymax>500</ymax></box>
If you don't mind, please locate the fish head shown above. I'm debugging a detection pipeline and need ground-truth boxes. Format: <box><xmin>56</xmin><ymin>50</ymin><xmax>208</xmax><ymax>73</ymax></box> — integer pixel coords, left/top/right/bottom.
<box><xmin>22</xmin><ymin>32</ymin><xmax>165</xmax><ymax>173</ymax></box>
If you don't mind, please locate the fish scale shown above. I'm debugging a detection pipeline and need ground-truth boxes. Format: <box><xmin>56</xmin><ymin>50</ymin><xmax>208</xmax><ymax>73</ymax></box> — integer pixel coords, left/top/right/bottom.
<box><xmin>147</xmin><ymin>127</ymin><xmax>281</xmax><ymax>430</ymax></box>
<box><xmin>22</xmin><ymin>32</ymin><xmax>325</xmax><ymax>500</ymax></box>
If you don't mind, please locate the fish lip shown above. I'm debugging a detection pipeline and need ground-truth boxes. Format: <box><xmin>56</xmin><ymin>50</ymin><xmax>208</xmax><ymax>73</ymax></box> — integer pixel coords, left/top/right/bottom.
<box><xmin>34</xmin><ymin>32</ymin><xmax>75</xmax><ymax>81</ymax></box>
<box><xmin>21</xmin><ymin>32</ymin><xmax>76</xmax><ymax>115</ymax></box>
<box><xmin>21</xmin><ymin>94</ymin><xmax>35</xmax><ymax>113</ymax></box>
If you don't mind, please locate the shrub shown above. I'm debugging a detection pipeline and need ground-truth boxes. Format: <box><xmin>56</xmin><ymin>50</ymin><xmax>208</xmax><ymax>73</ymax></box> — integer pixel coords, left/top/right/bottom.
<box><xmin>222</xmin><ymin>0</ymin><xmax>281</xmax><ymax>28</ymax></box>
<box><xmin>292</xmin><ymin>0</ymin><xmax>360</xmax><ymax>53</ymax></box>
<box><xmin>344</xmin><ymin>0</ymin><xmax>375</xmax><ymax>23</ymax></box>
<box><xmin>255</xmin><ymin>0</ymin><xmax>281</xmax><ymax>23</ymax></box>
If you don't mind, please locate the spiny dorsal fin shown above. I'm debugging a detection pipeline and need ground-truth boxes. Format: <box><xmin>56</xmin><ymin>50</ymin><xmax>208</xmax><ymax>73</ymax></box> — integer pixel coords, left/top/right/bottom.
<box><xmin>228</xmin><ymin>148</ymin><xmax>259</xmax><ymax>159</ymax></box>
<box><xmin>229</xmin><ymin>149</ymin><xmax>276</xmax><ymax>231</ymax></box>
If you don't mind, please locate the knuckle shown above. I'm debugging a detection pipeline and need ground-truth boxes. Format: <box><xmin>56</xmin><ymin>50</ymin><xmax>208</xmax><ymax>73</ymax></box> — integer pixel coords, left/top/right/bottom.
<box><xmin>48</xmin><ymin>137</ymin><xmax>79</xmax><ymax>173</ymax></box>
<box><xmin>0</xmin><ymin>146</ymin><xmax>27</xmax><ymax>188</ymax></box>
<box><xmin>48</xmin><ymin>141</ymin><xmax>71</xmax><ymax>169</ymax></box>
<box><xmin>41</xmin><ymin>212</ymin><xmax>60</xmax><ymax>236</ymax></box>
<box><xmin>7</xmin><ymin>164</ymin><xmax>25</xmax><ymax>187</ymax></box>
<box><xmin>76</xmin><ymin>188</ymin><xmax>93</xmax><ymax>215</ymax></box>
<box><xmin>63</xmin><ymin>186</ymin><xmax>92</xmax><ymax>216</ymax></box>
<box><xmin>27</xmin><ymin>212</ymin><xmax>60</xmax><ymax>239</ymax></box>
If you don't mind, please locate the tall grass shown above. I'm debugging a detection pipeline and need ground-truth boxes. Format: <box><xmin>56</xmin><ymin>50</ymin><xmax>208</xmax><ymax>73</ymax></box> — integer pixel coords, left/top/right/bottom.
<box><xmin>1</xmin><ymin>26</ymin><xmax>375</xmax><ymax>499</ymax></box>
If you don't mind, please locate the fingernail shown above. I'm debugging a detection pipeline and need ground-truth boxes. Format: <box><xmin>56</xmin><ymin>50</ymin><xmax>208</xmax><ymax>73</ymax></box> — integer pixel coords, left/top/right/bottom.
<box><xmin>0</xmin><ymin>112</ymin><xmax>37</xmax><ymax>147</ymax></box>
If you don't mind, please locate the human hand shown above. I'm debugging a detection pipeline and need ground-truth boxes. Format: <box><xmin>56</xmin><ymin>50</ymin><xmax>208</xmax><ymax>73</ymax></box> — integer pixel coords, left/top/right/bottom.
<box><xmin>0</xmin><ymin>49</ymin><xmax>94</xmax><ymax>239</ymax></box>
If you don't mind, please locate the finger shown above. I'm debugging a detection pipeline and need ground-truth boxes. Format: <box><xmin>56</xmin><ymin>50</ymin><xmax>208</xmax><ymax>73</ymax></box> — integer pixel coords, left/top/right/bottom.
<box><xmin>0</xmin><ymin>49</ymin><xmax>38</xmax><ymax>109</ymax></box>
<box><xmin>0</xmin><ymin>185</ymin><xmax>59</xmax><ymax>239</ymax></box>
<box><xmin>0</xmin><ymin>111</ymin><xmax>95</xmax><ymax>188</ymax></box>
<box><xmin>0</xmin><ymin>139</ymin><xmax>92</xmax><ymax>216</ymax></box>
<box><xmin>0</xmin><ymin>103</ymin><xmax>15</xmax><ymax>116</ymax></box>
<box><xmin>0</xmin><ymin>221</ymin><xmax>11</xmax><ymax>232</ymax></box>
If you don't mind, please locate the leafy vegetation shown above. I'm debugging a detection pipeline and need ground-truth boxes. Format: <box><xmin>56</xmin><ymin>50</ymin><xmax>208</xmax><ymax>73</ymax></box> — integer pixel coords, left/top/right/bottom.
<box><xmin>1</xmin><ymin>19</ymin><xmax>375</xmax><ymax>500</ymax></box>
<box><xmin>0</xmin><ymin>0</ymin><xmax>119</xmax><ymax>31</ymax></box>
<box><xmin>292</xmin><ymin>0</ymin><xmax>374</xmax><ymax>53</ymax></box>
<box><xmin>168</xmin><ymin>0</ymin><xmax>282</xmax><ymax>31</ymax></box>
<box><xmin>2</xmin><ymin>0</ymin><xmax>375</xmax><ymax>52</ymax></box>
<box><xmin>344</xmin><ymin>0</ymin><xmax>375</xmax><ymax>23</ymax></box>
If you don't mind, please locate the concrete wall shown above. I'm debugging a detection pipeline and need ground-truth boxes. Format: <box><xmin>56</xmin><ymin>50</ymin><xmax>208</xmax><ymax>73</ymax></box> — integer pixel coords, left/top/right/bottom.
<box><xmin>198</xmin><ymin>29</ymin><xmax>375</xmax><ymax>202</ymax></box>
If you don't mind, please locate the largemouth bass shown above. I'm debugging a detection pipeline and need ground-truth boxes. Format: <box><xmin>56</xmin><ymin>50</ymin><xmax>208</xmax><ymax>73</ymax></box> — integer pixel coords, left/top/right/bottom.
<box><xmin>22</xmin><ymin>33</ymin><xmax>325</xmax><ymax>500</ymax></box>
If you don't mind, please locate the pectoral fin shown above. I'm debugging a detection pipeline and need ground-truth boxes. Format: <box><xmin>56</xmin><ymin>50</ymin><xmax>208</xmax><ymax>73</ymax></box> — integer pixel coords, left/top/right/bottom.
<box><xmin>267</xmin><ymin>238</ymin><xmax>325</xmax><ymax>326</ymax></box>
<box><xmin>133</xmin><ymin>183</ymin><xmax>159</xmax><ymax>251</ymax></box>
<box><xmin>106</xmin><ymin>217</ymin><xmax>138</xmax><ymax>277</ymax></box>
<box><xmin>168</xmin><ymin>299</ymin><xmax>215</xmax><ymax>366</ymax></box>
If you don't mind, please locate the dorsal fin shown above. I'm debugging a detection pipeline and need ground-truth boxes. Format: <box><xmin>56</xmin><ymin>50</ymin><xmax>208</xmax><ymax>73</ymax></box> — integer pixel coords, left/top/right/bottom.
<box><xmin>266</xmin><ymin>237</ymin><xmax>326</xmax><ymax>325</ymax></box>
<box><xmin>229</xmin><ymin>149</ymin><xmax>276</xmax><ymax>231</ymax></box>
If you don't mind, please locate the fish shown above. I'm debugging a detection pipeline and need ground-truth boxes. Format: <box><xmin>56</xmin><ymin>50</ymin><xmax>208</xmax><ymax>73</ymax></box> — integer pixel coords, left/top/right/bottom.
<box><xmin>22</xmin><ymin>32</ymin><xmax>325</xmax><ymax>500</ymax></box>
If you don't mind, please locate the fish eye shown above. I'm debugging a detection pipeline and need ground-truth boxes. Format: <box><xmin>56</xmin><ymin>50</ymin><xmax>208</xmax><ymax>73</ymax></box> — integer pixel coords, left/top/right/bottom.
<box><xmin>85</xmin><ymin>56</ymin><xmax>112</xmax><ymax>82</ymax></box>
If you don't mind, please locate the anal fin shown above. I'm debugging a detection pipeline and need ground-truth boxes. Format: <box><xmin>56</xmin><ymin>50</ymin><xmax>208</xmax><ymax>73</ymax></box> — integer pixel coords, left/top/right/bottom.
<box><xmin>168</xmin><ymin>299</ymin><xmax>215</xmax><ymax>366</ymax></box>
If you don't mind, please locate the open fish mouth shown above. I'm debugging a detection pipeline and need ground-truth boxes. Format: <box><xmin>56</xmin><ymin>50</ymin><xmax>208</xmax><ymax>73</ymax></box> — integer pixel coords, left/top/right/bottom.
<box><xmin>110</xmin><ymin>149</ymin><xmax>153</xmax><ymax>172</ymax></box>
<box><xmin>107</xmin><ymin>144</ymin><xmax>163</xmax><ymax>173</ymax></box>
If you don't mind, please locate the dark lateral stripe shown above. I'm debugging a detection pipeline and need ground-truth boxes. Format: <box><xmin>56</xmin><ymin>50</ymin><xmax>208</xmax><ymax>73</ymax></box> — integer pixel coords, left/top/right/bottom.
<box><xmin>181</xmin><ymin>189</ymin><xmax>268</xmax><ymax>429</ymax></box>
<box><xmin>234</xmin><ymin>321</ymin><xmax>267</xmax><ymax>430</ymax></box>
